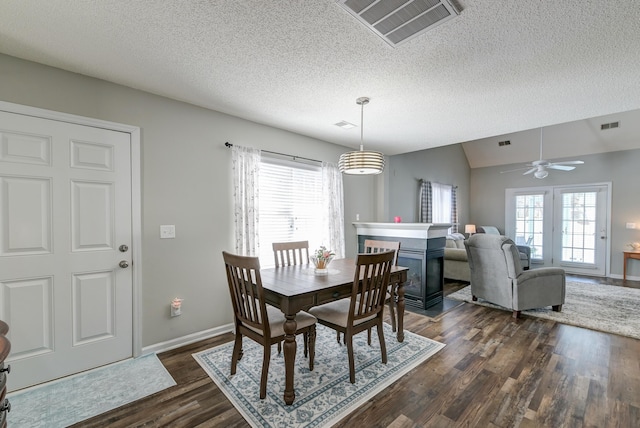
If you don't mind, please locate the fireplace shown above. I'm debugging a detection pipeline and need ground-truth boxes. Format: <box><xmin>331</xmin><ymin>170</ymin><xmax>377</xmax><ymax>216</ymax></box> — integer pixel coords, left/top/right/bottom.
<box><xmin>354</xmin><ymin>222</ymin><xmax>448</xmax><ymax>310</ymax></box>
<box><xmin>396</xmin><ymin>243</ymin><xmax>444</xmax><ymax>309</ymax></box>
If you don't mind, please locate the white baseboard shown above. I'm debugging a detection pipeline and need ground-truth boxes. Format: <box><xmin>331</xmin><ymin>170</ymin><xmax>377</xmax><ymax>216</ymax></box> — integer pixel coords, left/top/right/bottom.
<box><xmin>142</xmin><ymin>323</ymin><xmax>234</xmax><ymax>355</ymax></box>
<box><xmin>608</xmin><ymin>273</ymin><xmax>640</xmax><ymax>281</ymax></box>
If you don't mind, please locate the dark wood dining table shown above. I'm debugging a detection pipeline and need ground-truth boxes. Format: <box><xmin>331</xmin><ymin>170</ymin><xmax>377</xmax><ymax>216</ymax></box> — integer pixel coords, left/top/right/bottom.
<box><xmin>259</xmin><ymin>257</ymin><xmax>409</xmax><ymax>405</ymax></box>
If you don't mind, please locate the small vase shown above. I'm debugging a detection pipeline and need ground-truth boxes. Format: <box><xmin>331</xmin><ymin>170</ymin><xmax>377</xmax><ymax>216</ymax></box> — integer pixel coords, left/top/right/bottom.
<box><xmin>311</xmin><ymin>255</ymin><xmax>333</xmax><ymax>274</ymax></box>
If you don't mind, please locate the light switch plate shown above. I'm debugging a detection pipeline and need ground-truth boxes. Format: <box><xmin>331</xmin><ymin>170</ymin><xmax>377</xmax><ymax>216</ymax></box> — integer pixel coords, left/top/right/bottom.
<box><xmin>160</xmin><ymin>225</ymin><xmax>176</xmax><ymax>239</ymax></box>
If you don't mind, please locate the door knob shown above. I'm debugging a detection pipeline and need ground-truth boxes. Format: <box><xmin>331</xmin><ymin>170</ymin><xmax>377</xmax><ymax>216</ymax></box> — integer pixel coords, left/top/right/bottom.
<box><xmin>119</xmin><ymin>244</ymin><xmax>129</xmax><ymax>252</ymax></box>
<box><xmin>119</xmin><ymin>260</ymin><xmax>129</xmax><ymax>269</ymax></box>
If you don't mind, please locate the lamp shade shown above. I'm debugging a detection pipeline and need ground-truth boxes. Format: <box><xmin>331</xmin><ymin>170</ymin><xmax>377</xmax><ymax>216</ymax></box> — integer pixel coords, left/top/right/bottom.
<box><xmin>339</xmin><ymin>96</ymin><xmax>385</xmax><ymax>175</ymax></box>
<box><xmin>465</xmin><ymin>224</ymin><xmax>476</xmax><ymax>234</ymax></box>
<box><xmin>338</xmin><ymin>150</ymin><xmax>385</xmax><ymax>175</ymax></box>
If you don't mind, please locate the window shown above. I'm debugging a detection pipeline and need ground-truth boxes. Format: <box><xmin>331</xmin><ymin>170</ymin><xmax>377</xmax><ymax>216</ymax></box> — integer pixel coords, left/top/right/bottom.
<box><xmin>258</xmin><ymin>156</ymin><xmax>323</xmax><ymax>267</ymax></box>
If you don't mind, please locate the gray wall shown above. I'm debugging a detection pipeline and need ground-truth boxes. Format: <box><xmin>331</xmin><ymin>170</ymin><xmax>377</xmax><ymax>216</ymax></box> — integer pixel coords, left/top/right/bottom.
<box><xmin>470</xmin><ymin>149</ymin><xmax>640</xmax><ymax>277</ymax></box>
<box><xmin>0</xmin><ymin>53</ymin><xmax>376</xmax><ymax>347</ymax></box>
<box><xmin>386</xmin><ymin>144</ymin><xmax>471</xmax><ymax>226</ymax></box>
<box><xmin>387</xmin><ymin>136</ymin><xmax>640</xmax><ymax>278</ymax></box>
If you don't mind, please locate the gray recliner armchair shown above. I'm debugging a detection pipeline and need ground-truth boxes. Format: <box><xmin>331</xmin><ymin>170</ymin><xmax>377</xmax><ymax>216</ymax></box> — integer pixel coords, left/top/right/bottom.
<box><xmin>464</xmin><ymin>234</ymin><xmax>565</xmax><ymax>319</ymax></box>
<box><xmin>476</xmin><ymin>226</ymin><xmax>531</xmax><ymax>270</ymax></box>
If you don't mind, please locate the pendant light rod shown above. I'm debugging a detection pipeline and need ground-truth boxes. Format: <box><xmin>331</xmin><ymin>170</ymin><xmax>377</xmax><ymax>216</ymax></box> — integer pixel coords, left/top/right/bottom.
<box><xmin>357</xmin><ymin>97</ymin><xmax>369</xmax><ymax>151</ymax></box>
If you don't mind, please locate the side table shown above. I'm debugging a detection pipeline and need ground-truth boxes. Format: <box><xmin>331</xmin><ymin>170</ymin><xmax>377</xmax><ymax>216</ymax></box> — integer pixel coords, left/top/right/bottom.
<box><xmin>623</xmin><ymin>251</ymin><xmax>640</xmax><ymax>280</ymax></box>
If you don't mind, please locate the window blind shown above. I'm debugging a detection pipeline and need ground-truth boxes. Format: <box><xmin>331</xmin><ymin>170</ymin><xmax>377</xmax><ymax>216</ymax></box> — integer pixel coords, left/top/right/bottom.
<box><xmin>258</xmin><ymin>156</ymin><xmax>323</xmax><ymax>266</ymax></box>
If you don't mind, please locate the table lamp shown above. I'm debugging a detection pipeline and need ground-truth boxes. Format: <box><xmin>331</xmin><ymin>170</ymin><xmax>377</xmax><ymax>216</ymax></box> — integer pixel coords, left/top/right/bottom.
<box><xmin>465</xmin><ymin>224</ymin><xmax>476</xmax><ymax>236</ymax></box>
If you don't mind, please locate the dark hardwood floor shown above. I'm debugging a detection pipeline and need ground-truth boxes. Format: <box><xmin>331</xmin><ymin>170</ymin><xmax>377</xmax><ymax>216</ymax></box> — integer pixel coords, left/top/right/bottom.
<box><xmin>73</xmin><ymin>276</ymin><xmax>640</xmax><ymax>427</ymax></box>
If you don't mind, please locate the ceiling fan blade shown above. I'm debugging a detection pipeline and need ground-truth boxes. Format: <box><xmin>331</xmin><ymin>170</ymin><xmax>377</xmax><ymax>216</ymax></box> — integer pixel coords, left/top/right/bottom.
<box><xmin>522</xmin><ymin>167</ymin><xmax>537</xmax><ymax>175</ymax></box>
<box><xmin>550</xmin><ymin>160</ymin><xmax>584</xmax><ymax>165</ymax></box>
<box><xmin>547</xmin><ymin>164</ymin><xmax>575</xmax><ymax>171</ymax></box>
<box><xmin>500</xmin><ymin>166</ymin><xmax>532</xmax><ymax>174</ymax></box>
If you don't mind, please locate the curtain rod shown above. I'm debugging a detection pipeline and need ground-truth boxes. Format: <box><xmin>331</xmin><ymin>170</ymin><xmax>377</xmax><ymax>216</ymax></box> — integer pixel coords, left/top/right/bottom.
<box><xmin>224</xmin><ymin>142</ymin><xmax>322</xmax><ymax>164</ymax></box>
<box><xmin>418</xmin><ymin>178</ymin><xmax>458</xmax><ymax>188</ymax></box>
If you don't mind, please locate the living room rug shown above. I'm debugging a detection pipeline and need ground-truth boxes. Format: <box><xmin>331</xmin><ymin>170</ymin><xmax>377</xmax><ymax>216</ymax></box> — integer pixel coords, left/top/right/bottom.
<box><xmin>193</xmin><ymin>323</ymin><xmax>445</xmax><ymax>428</ymax></box>
<box><xmin>448</xmin><ymin>281</ymin><xmax>640</xmax><ymax>339</ymax></box>
<box><xmin>7</xmin><ymin>353</ymin><xmax>176</xmax><ymax>427</ymax></box>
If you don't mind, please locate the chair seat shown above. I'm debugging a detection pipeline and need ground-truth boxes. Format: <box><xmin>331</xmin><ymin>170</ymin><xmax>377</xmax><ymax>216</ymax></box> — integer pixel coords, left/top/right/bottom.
<box><xmin>309</xmin><ymin>299</ymin><xmax>376</xmax><ymax>328</ymax></box>
<box><xmin>246</xmin><ymin>305</ymin><xmax>316</xmax><ymax>338</ymax></box>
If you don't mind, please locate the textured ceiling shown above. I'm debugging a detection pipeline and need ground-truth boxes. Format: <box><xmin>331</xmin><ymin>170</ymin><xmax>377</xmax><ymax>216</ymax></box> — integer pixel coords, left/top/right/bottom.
<box><xmin>1</xmin><ymin>0</ymin><xmax>640</xmax><ymax>165</ymax></box>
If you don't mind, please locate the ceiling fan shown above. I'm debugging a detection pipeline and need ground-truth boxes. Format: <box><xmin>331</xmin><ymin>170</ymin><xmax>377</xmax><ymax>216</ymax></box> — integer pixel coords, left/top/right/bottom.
<box><xmin>500</xmin><ymin>128</ymin><xmax>584</xmax><ymax>179</ymax></box>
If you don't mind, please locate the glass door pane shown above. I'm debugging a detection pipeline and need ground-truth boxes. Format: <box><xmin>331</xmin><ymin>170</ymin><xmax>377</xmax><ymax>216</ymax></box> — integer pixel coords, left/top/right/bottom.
<box><xmin>515</xmin><ymin>193</ymin><xmax>544</xmax><ymax>260</ymax></box>
<box><xmin>554</xmin><ymin>186</ymin><xmax>608</xmax><ymax>275</ymax></box>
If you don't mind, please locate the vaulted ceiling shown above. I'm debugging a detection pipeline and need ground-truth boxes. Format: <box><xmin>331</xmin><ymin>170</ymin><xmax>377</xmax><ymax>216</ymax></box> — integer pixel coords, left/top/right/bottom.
<box><xmin>1</xmin><ymin>0</ymin><xmax>639</xmax><ymax>166</ymax></box>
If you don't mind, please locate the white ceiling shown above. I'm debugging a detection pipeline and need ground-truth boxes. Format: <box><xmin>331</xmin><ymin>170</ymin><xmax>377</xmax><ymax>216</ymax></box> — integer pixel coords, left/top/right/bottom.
<box><xmin>1</xmin><ymin>0</ymin><xmax>640</xmax><ymax>165</ymax></box>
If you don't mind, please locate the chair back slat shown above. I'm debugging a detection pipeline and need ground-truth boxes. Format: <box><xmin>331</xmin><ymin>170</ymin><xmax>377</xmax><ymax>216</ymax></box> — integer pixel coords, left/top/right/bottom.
<box><xmin>363</xmin><ymin>239</ymin><xmax>400</xmax><ymax>265</ymax></box>
<box><xmin>351</xmin><ymin>251</ymin><xmax>394</xmax><ymax>323</ymax></box>
<box><xmin>272</xmin><ymin>240</ymin><xmax>310</xmax><ymax>267</ymax></box>
<box><xmin>223</xmin><ymin>251</ymin><xmax>270</xmax><ymax>335</ymax></box>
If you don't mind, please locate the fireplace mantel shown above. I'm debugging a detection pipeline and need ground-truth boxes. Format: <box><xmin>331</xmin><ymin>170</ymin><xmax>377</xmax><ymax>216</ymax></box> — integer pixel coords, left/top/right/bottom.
<box><xmin>352</xmin><ymin>222</ymin><xmax>451</xmax><ymax>240</ymax></box>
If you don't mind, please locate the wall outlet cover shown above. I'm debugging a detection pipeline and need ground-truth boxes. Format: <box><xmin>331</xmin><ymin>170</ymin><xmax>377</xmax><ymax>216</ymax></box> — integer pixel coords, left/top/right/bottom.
<box><xmin>160</xmin><ymin>225</ymin><xmax>176</xmax><ymax>239</ymax></box>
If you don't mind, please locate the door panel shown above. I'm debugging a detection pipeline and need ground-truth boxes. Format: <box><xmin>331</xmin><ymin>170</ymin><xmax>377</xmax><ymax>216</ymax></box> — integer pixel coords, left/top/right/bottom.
<box><xmin>0</xmin><ymin>110</ymin><xmax>133</xmax><ymax>391</ymax></box>
<box><xmin>1</xmin><ymin>277</ymin><xmax>54</xmax><ymax>359</ymax></box>
<box><xmin>1</xmin><ymin>176</ymin><xmax>51</xmax><ymax>255</ymax></box>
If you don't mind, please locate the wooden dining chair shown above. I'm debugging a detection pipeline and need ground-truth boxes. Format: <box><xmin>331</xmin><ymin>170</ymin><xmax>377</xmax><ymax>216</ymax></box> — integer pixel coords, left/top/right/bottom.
<box><xmin>308</xmin><ymin>250</ymin><xmax>394</xmax><ymax>383</ymax></box>
<box><xmin>222</xmin><ymin>251</ymin><xmax>317</xmax><ymax>399</ymax></box>
<box><xmin>272</xmin><ymin>241</ymin><xmax>310</xmax><ymax>267</ymax></box>
<box><xmin>364</xmin><ymin>239</ymin><xmax>401</xmax><ymax>335</ymax></box>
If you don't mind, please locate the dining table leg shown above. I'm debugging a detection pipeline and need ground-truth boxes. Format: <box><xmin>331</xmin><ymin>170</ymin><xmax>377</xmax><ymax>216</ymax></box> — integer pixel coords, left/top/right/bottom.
<box><xmin>396</xmin><ymin>280</ymin><xmax>405</xmax><ymax>342</ymax></box>
<box><xmin>283</xmin><ymin>313</ymin><xmax>297</xmax><ymax>405</ymax></box>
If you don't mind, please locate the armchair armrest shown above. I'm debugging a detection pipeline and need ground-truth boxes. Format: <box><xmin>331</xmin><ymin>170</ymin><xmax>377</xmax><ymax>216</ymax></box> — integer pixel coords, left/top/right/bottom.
<box><xmin>516</xmin><ymin>245</ymin><xmax>531</xmax><ymax>269</ymax></box>
<box><xmin>517</xmin><ymin>266</ymin><xmax>564</xmax><ymax>282</ymax></box>
<box><xmin>516</xmin><ymin>245</ymin><xmax>530</xmax><ymax>258</ymax></box>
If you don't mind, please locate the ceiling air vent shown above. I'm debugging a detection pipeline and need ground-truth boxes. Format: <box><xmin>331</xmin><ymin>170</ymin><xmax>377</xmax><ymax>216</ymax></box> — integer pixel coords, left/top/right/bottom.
<box><xmin>600</xmin><ymin>121</ymin><xmax>619</xmax><ymax>130</ymax></box>
<box><xmin>337</xmin><ymin>0</ymin><xmax>460</xmax><ymax>47</ymax></box>
<box><xmin>335</xmin><ymin>120</ymin><xmax>357</xmax><ymax>129</ymax></box>
<box><xmin>498</xmin><ymin>140</ymin><xmax>511</xmax><ymax>147</ymax></box>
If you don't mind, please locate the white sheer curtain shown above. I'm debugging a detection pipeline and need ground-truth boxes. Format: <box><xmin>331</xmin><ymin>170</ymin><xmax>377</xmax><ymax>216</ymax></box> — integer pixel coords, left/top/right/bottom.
<box><xmin>431</xmin><ymin>182</ymin><xmax>452</xmax><ymax>223</ymax></box>
<box><xmin>321</xmin><ymin>162</ymin><xmax>345</xmax><ymax>258</ymax></box>
<box><xmin>232</xmin><ymin>145</ymin><xmax>261</xmax><ymax>256</ymax></box>
<box><xmin>420</xmin><ymin>180</ymin><xmax>454</xmax><ymax>233</ymax></box>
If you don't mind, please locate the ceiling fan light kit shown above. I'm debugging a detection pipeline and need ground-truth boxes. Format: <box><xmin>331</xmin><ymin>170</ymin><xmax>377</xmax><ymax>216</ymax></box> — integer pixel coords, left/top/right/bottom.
<box><xmin>500</xmin><ymin>128</ymin><xmax>584</xmax><ymax>179</ymax></box>
<box><xmin>339</xmin><ymin>97</ymin><xmax>385</xmax><ymax>175</ymax></box>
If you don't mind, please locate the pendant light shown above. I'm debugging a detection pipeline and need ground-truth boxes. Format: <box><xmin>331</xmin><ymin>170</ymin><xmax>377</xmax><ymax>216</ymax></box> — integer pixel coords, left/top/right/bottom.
<box><xmin>338</xmin><ymin>97</ymin><xmax>385</xmax><ymax>175</ymax></box>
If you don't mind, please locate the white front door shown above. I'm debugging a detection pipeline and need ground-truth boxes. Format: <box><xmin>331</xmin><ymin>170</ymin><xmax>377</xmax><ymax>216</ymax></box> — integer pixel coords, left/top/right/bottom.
<box><xmin>0</xmin><ymin>110</ymin><xmax>133</xmax><ymax>391</ymax></box>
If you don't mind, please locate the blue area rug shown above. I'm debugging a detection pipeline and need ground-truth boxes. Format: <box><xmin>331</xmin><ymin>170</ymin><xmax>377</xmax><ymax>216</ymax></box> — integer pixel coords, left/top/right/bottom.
<box><xmin>7</xmin><ymin>353</ymin><xmax>176</xmax><ymax>427</ymax></box>
<box><xmin>193</xmin><ymin>323</ymin><xmax>445</xmax><ymax>427</ymax></box>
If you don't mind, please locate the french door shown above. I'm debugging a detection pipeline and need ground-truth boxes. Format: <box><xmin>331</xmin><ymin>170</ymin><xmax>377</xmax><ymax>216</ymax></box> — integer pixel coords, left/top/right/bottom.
<box><xmin>506</xmin><ymin>183</ymin><xmax>610</xmax><ymax>276</ymax></box>
<box><xmin>552</xmin><ymin>186</ymin><xmax>609</xmax><ymax>275</ymax></box>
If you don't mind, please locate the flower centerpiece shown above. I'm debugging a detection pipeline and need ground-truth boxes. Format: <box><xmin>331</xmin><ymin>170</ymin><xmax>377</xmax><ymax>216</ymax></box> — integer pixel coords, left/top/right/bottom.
<box><xmin>310</xmin><ymin>246</ymin><xmax>335</xmax><ymax>274</ymax></box>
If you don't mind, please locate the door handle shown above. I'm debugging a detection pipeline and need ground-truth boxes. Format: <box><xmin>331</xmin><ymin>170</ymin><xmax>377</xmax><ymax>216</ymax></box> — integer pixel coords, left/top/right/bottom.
<box><xmin>119</xmin><ymin>260</ymin><xmax>129</xmax><ymax>269</ymax></box>
<box><xmin>119</xmin><ymin>244</ymin><xmax>129</xmax><ymax>252</ymax></box>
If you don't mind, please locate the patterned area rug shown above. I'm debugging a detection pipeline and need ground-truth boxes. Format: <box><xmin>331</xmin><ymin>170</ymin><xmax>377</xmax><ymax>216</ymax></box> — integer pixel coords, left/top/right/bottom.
<box><xmin>7</xmin><ymin>353</ymin><xmax>176</xmax><ymax>427</ymax></box>
<box><xmin>193</xmin><ymin>323</ymin><xmax>445</xmax><ymax>428</ymax></box>
<box><xmin>448</xmin><ymin>281</ymin><xmax>640</xmax><ymax>339</ymax></box>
